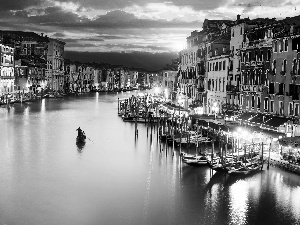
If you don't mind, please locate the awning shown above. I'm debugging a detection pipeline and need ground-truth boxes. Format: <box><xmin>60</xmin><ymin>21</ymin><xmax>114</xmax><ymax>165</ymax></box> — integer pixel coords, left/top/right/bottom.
<box><xmin>248</xmin><ymin>114</ymin><xmax>272</xmax><ymax>126</ymax></box>
<box><xmin>236</xmin><ymin>112</ymin><xmax>256</xmax><ymax>122</ymax></box>
<box><xmin>262</xmin><ymin>116</ymin><xmax>290</xmax><ymax>130</ymax></box>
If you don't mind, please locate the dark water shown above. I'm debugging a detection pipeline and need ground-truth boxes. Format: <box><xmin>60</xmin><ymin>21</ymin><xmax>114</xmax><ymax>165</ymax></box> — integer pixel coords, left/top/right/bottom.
<box><xmin>0</xmin><ymin>92</ymin><xmax>299</xmax><ymax>225</ymax></box>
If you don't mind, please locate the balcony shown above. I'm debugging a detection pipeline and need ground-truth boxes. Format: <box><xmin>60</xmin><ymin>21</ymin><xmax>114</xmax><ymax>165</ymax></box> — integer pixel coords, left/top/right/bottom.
<box><xmin>226</xmin><ymin>85</ymin><xmax>239</xmax><ymax>92</ymax></box>
<box><xmin>239</xmin><ymin>84</ymin><xmax>263</xmax><ymax>92</ymax></box>
<box><xmin>197</xmin><ymin>87</ymin><xmax>205</xmax><ymax>93</ymax></box>
<box><xmin>0</xmin><ymin>76</ymin><xmax>15</xmax><ymax>79</ymax></box>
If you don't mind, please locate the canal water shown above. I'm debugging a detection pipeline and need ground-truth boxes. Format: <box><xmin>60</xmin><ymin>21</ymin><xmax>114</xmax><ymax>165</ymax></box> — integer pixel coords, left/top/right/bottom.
<box><xmin>0</xmin><ymin>92</ymin><xmax>299</xmax><ymax>225</ymax></box>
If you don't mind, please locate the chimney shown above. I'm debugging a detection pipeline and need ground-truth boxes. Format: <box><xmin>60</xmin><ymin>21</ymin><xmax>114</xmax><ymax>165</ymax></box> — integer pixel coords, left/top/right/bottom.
<box><xmin>237</xmin><ymin>14</ymin><xmax>241</xmax><ymax>22</ymax></box>
<box><xmin>41</xmin><ymin>33</ymin><xmax>44</xmax><ymax>37</ymax></box>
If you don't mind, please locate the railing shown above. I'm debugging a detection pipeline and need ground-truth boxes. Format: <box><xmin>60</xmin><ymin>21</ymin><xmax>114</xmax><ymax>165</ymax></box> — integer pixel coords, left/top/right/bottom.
<box><xmin>239</xmin><ymin>84</ymin><xmax>263</xmax><ymax>92</ymax></box>
<box><xmin>226</xmin><ymin>85</ymin><xmax>239</xmax><ymax>92</ymax></box>
<box><xmin>197</xmin><ymin>87</ymin><xmax>205</xmax><ymax>93</ymax></box>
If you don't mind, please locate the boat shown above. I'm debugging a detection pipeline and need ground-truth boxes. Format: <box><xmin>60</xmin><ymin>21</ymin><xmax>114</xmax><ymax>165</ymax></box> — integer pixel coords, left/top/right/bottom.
<box><xmin>185</xmin><ymin>155</ymin><xmax>208</xmax><ymax>167</ymax></box>
<box><xmin>227</xmin><ymin>163</ymin><xmax>250</xmax><ymax>175</ymax></box>
<box><xmin>247</xmin><ymin>163</ymin><xmax>262</xmax><ymax>172</ymax></box>
<box><xmin>76</xmin><ymin>134</ymin><xmax>86</xmax><ymax>144</ymax></box>
<box><xmin>122</xmin><ymin>114</ymin><xmax>136</xmax><ymax>121</ymax></box>
<box><xmin>43</xmin><ymin>93</ymin><xmax>55</xmax><ymax>98</ymax></box>
<box><xmin>181</xmin><ymin>153</ymin><xmax>208</xmax><ymax>166</ymax></box>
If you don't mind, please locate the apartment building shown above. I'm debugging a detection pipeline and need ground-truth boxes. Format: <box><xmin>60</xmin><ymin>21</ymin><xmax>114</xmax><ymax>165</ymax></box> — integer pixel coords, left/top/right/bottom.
<box><xmin>46</xmin><ymin>38</ymin><xmax>65</xmax><ymax>91</ymax></box>
<box><xmin>0</xmin><ymin>44</ymin><xmax>14</xmax><ymax>94</ymax></box>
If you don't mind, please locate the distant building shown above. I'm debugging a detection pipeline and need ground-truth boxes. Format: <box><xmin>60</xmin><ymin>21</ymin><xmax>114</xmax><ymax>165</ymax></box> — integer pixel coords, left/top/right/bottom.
<box><xmin>207</xmin><ymin>55</ymin><xmax>230</xmax><ymax>115</ymax></box>
<box><xmin>46</xmin><ymin>38</ymin><xmax>65</xmax><ymax>91</ymax></box>
<box><xmin>162</xmin><ymin>70</ymin><xmax>177</xmax><ymax>101</ymax></box>
<box><xmin>0</xmin><ymin>44</ymin><xmax>14</xmax><ymax>94</ymax></box>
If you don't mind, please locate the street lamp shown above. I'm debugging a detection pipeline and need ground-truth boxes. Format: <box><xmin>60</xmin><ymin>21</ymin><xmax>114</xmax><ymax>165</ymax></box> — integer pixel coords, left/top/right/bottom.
<box><xmin>212</xmin><ymin>102</ymin><xmax>219</xmax><ymax>120</ymax></box>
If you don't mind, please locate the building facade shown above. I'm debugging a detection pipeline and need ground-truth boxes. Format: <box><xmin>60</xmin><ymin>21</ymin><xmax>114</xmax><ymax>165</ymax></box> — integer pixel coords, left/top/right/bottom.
<box><xmin>0</xmin><ymin>44</ymin><xmax>14</xmax><ymax>94</ymax></box>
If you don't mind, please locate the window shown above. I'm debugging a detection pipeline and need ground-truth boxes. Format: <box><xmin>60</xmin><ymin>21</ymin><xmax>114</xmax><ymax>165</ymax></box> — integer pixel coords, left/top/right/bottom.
<box><xmin>272</xmin><ymin>60</ymin><xmax>276</xmax><ymax>74</ymax></box>
<box><xmin>293</xmin><ymin>59</ymin><xmax>297</xmax><ymax>74</ymax></box>
<box><xmin>285</xmin><ymin>39</ymin><xmax>288</xmax><ymax>52</ymax></box>
<box><xmin>240</xmin><ymin>27</ymin><xmax>243</xmax><ymax>35</ymax></box>
<box><xmin>267</xmin><ymin>50</ymin><xmax>271</xmax><ymax>61</ymax></box>
<box><xmin>240</xmin><ymin>94</ymin><xmax>243</xmax><ymax>106</ymax></box>
<box><xmin>295</xmin><ymin>103</ymin><xmax>299</xmax><ymax>116</ymax></box>
<box><xmin>223</xmin><ymin>61</ymin><xmax>226</xmax><ymax>70</ymax></box>
<box><xmin>252</xmin><ymin>95</ymin><xmax>255</xmax><ymax>108</ymax></box>
<box><xmin>270</xmin><ymin>100</ymin><xmax>274</xmax><ymax>113</ymax></box>
<box><xmin>219</xmin><ymin>62</ymin><xmax>222</xmax><ymax>70</ymax></box>
<box><xmin>232</xmin><ymin>30</ymin><xmax>234</xmax><ymax>37</ymax></box>
<box><xmin>274</xmin><ymin>41</ymin><xmax>278</xmax><ymax>52</ymax></box>
<box><xmin>257</xmin><ymin>96</ymin><xmax>261</xmax><ymax>109</ymax></box>
<box><xmin>279</xmin><ymin>101</ymin><xmax>284</xmax><ymax>115</ymax></box>
<box><xmin>282</xmin><ymin>59</ymin><xmax>287</xmax><ymax>74</ymax></box>
<box><xmin>264</xmin><ymin>98</ymin><xmax>269</xmax><ymax>111</ymax></box>
<box><xmin>289</xmin><ymin>102</ymin><xmax>293</xmax><ymax>115</ymax></box>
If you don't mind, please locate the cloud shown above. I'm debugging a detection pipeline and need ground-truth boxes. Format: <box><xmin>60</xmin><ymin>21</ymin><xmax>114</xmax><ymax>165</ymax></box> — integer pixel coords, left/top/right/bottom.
<box><xmin>54</xmin><ymin>0</ymin><xmax>226</xmax><ymax>11</ymax></box>
<box><xmin>88</xmin><ymin>10</ymin><xmax>201</xmax><ymax>29</ymax></box>
<box><xmin>0</xmin><ymin>0</ymin><xmax>43</xmax><ymax>12</ymax></box>
<box><xmin>27</xmin><ymin>6</ymin><xmax>84</xmax><ymax>24</ymax></box>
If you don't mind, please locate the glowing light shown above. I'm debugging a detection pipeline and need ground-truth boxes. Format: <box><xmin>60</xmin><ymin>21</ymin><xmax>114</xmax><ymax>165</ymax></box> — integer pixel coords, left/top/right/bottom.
<box><xmin>164</xmin><ymin>88</ymin><xmax>168</xmax><ymax>99</ymax></box>
<box><xmin>169</xmin><ymin>40</ymin><xmax>186</xmax><ymax>52</ymax></box>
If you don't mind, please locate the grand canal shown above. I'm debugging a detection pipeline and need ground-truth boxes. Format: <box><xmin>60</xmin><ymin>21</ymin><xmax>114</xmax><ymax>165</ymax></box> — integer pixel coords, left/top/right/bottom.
<box><xmin>0</xmin><ymin>92</ymin><xmax>300</xmax><ymax>225</ymax></box>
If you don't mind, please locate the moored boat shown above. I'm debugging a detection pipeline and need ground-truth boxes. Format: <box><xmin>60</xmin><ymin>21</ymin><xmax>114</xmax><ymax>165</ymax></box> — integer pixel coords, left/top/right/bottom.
<box><xmin>185</xmin><ymin>155</ymin><xmax>208</xmax><ymax>167</ymax></box>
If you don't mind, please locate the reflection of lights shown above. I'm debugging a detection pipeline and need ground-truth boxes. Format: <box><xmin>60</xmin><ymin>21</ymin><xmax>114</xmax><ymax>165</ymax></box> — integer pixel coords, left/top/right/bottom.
<box><xmin>41</xmin><ymin>99</ymin><xmax>45</xmax><ymax>113</ymax></box>
<box><xmin>229</xmin><ymin>181</ymin><xmax>249</xmax><ymax>225</ymax></box>
<box><xmin>154</xmin><ymin>87</ymin><xmax>160</xmax><ymax>94</ymax></box>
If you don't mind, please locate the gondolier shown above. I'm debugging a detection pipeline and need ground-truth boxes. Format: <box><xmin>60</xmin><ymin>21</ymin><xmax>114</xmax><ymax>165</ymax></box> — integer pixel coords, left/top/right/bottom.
<box><xmin>76</xmin><ymin>127</ymin><xmax>86</xmax><ymax>144</ymax></box>
<box><xmin>76</xmin><ymin>127</ymin><xmax>83</xmax><ymax>137</ymax></box>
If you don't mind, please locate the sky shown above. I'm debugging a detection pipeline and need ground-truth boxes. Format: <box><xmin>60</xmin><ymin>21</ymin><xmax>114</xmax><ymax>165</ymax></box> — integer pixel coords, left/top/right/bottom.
<box><xmin>1</xmin><ymin>0</ymin><xmax>300</xmax><ymax>70</ymax></box>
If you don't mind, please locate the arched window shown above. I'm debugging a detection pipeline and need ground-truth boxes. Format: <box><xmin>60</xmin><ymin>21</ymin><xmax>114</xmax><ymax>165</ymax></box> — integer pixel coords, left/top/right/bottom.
<box><xmin>272</xmin><ymin>60</ymin><xmax>276</xmax><ymax>74</ymax></box>
<box><xmin>282</xmin><ymin>59</ymin><xmax>287</xmax><ymax>74</ymax></box>
<box><xmin>293</xmin><ymin>59</ymin><xmax>297</xmax><ymax>74</ymax></box>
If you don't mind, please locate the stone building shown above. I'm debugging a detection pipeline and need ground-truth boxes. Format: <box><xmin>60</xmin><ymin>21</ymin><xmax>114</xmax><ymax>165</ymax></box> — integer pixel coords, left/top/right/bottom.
<box><xmin>0</xmin><ymin>44</ymin><xmax>14</xmax><ymax>94</ymax></box>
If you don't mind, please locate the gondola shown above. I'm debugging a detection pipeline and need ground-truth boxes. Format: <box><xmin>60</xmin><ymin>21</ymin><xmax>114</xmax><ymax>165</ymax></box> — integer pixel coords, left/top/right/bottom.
<box><xmin>76</xmin><ymin>134</ymin><xmax>86</xmax><ymax>144</ymax></box>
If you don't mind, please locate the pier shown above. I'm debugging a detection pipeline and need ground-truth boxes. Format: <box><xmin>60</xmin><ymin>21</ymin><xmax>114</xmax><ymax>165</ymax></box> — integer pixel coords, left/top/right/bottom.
<box><xmin>118</xmin><ymin>93</ymin><xmax>300</xmax><ymax>176</ymax></box>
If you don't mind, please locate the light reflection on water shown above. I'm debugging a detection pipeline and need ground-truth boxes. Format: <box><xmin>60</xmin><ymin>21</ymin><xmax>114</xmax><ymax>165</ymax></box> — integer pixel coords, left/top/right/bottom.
<box><xmin>229</xmin><ymin>181</ymin><xmax>249</xmax><ymax>225</ymax></box>
<box><xmin>0</xmin><ymin>92</ymin><xmax>299</xmax><ymax>225</ymax></box>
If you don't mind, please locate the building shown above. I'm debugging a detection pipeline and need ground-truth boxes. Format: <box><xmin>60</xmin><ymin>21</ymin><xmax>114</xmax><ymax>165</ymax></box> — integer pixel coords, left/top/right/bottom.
<box><xmin>269</xmin><ymin>25</ymin><xmax>300</xmax><ymax>118</ymax></box>
<box><xmin>129</xmin><ymin>70</ymin><xmax>138</xmax><ymax>88</ymax></box>
<box><xmin>0</xmin><ymin>31</ymin><xmax>49</xmax><ymax>93</ymax></box>
<box><xmin>178</xmin><ymin>30</ymin><xmax>203</xmax><ymax>108</ymax></box>
<box><xmin>46</xmin><ymin>38</ymin><xmax>65</xmax><ymax>91</ymax></box>
<box><xmin>207</xmin><ymin>55</ymin><xmax>230</xmax><ymax>116</ymax></box>
<box><xmin>0</xmin><ymin>44</ymin><xmax>14</xmax><ymax>94</ymax></box>
<box><xmin>161</xmin><ymin>70</ymin><xmax>177</xmax><ymax>101</ymax></box>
